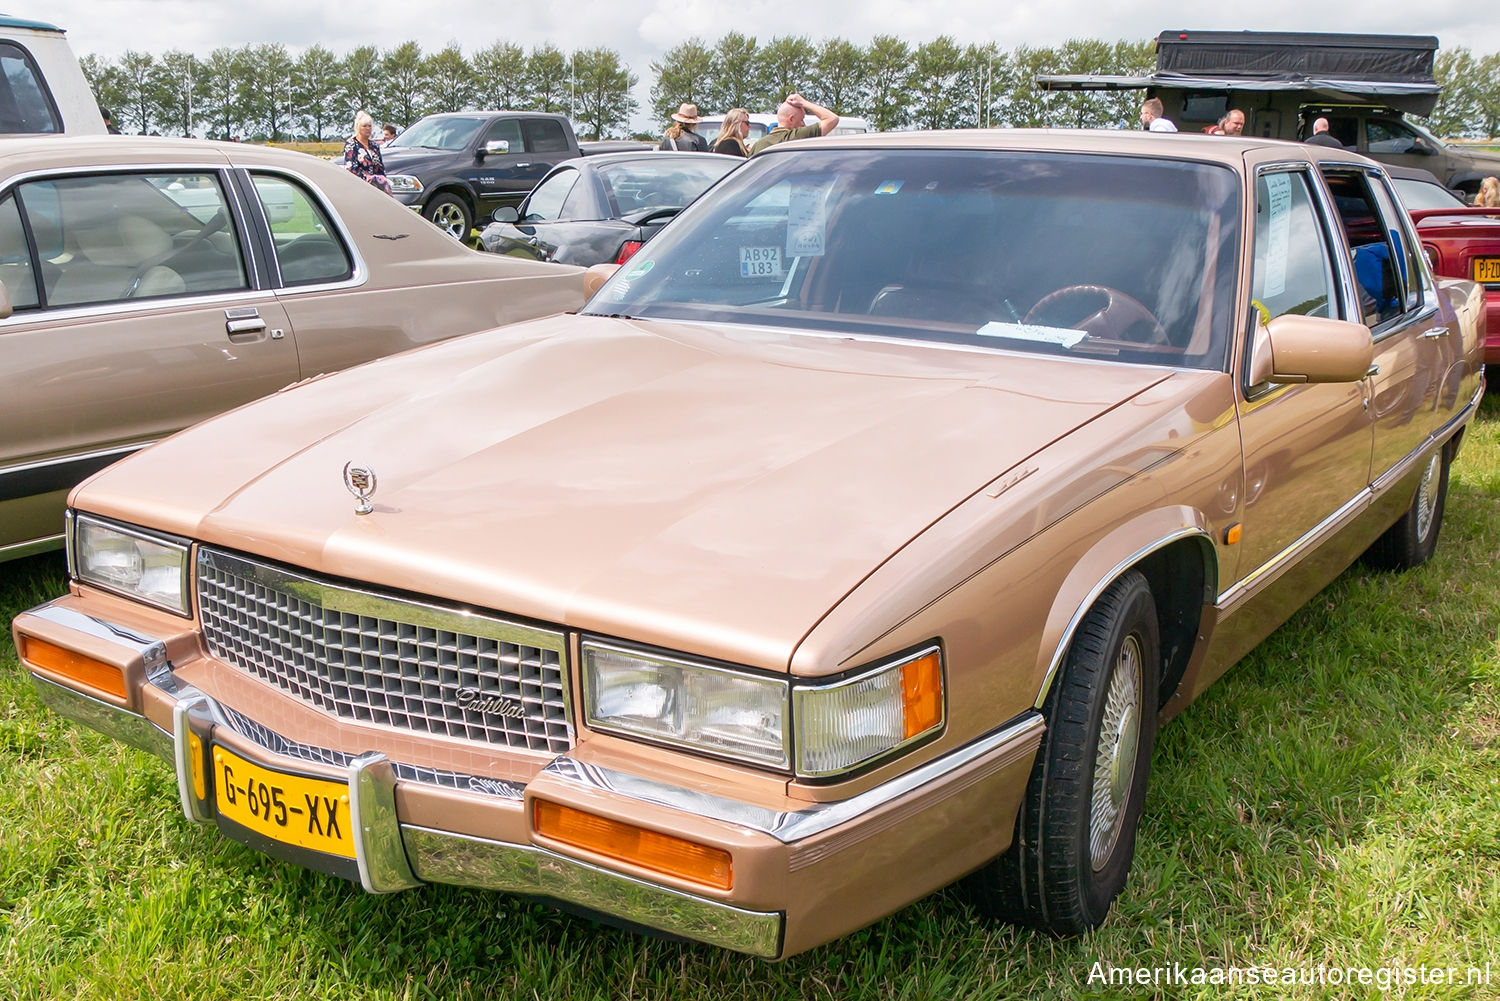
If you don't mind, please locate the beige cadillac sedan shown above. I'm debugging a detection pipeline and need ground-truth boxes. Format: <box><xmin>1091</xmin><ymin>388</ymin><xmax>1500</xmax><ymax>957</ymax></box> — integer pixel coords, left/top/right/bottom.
<box><xmin>12</xmin><ymin>131</ymin><xmax>1485</xmax><ymax>958</ymax></box>
<box><xmin>0</xmin><ymin>136</ymin><xmax>583</xmax><ymax>560</ymax></box>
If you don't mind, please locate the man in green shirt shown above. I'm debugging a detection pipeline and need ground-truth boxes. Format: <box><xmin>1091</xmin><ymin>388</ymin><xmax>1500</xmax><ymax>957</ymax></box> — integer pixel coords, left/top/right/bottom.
<box><xmin>749</xmin><ymin>93</ymin><xmax>840</xmax><ymax>156</ymax></box>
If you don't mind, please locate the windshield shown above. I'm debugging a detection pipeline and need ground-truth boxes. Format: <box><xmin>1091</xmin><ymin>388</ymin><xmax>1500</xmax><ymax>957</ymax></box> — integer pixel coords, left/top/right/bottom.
<box><xmin>387</xmin><ymin>116</ymin><xmax>485</xmax><ymax>151</ymax></box>
<box><xmin>598</xmin><ymin>157</ymin><xmax>739</xmax><ymax>217</ymax></box>
<box><xmin>585</xmin><ymin>148</ymin><xmax>1242</xmax><ymax>371</ymax></box>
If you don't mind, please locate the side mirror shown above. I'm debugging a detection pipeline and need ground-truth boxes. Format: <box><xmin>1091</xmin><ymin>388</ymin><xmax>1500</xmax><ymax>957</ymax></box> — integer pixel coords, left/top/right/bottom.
<box><xmin>479</xmin><ymin>139</ymin><xmax>510</xmax><ymax>157</ymax></box>
<box><xmin>1247</xmin><ymin>312</ymin><xmax>1374</xmax><ymax>386</ymax></box>
<box><xmin>0</xmin><ymin>280</ymin><xmax>11</xmax><ymax>320</ymax></box>
<box><xmin>491</xmin><ymin>205</ymin><xmax>520</xmax><ymax>224</ymax></box>
<box><xmin>584</xmin><ymin>263</ymin><xmax>620</xmax><ymax>299</ymax></box>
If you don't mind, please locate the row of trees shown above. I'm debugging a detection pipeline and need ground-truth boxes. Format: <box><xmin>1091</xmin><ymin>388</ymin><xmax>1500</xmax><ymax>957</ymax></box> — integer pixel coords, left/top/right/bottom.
<box><xmin>80</xmin><ymin>36</ymin><xmax>1500</xmax><ymax>144</ymax></box>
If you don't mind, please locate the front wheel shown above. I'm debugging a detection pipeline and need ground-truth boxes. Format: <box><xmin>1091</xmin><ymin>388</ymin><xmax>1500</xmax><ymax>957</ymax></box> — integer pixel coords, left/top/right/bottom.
<box><xmin>1364</xmin><ymin>444</ymin><xmax>1450</xmax><ymax>570</ymax></box>
<box><xmin>969</xmin><ymin>571</ymin><xmax>1160</xmax><ymax>933</ymax></box>
<box><xmin>423</xmin><ymin>194</ymin><xmax>472</xmax><ymax>240</ymax></box>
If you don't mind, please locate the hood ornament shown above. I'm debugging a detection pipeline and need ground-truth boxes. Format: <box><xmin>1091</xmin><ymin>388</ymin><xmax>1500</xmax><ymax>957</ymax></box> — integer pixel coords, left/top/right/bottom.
<box><xmin>342</xmin><ymin>461</ymin><xmax>378</xmax><ymax>515</ymax></box>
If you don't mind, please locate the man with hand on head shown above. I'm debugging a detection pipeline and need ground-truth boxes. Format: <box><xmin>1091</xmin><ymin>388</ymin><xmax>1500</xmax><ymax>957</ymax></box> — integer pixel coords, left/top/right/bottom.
<box><xmin>750</xmin><ymin>93</ymin><xmax>839</xmax><ymax>156</ymax></box>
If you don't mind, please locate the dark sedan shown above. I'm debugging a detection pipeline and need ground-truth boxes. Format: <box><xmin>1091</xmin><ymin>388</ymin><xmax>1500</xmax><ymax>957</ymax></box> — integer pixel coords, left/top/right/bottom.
<box><xmin>479</xmin><ymin>151</ymin><xmax>738</xmax><ymax>266</ymax></box>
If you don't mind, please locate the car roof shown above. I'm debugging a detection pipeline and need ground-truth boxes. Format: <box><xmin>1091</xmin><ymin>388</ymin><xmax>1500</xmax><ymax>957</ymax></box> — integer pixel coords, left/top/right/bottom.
<box><xmin>0</xmin><ymin>15</ymin><xmax>64</xmax><ymax>32</ymax></box>
<box><xmin>0</xmin><ymin>134</ymin><xmax>338</xmax><ymax>174</ymax></box>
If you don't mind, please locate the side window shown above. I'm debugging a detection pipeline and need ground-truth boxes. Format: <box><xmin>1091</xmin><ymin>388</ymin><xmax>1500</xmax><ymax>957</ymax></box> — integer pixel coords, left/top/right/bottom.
<box><xmin>1366</xmin><ymin>120</ymin><xmax>1419</xmax><ymax>155</ymax></box>
<box><xmin>21</xmin><ymin>172</ymin><xmax>248</xmax><ymax>307</ymax></box>
<box><xmin>523</xmin><ymin>169</ymin><xmax>579</xmax><ymax>222</ymax></box>
<box><xmin>524</xmin><ymin>119</ymin><xmax>571</xmax><ymax>153</ymax></box>
<box><xmin>1369</xmin><ymin>177</ymin><xmax>1427</xmax><ymax>313</ymax></box>
<box><xmin>482</xmin><ymin>118</ymin><xmax>523</xmax><ymax>152</ymax></box>
<box><xmin>1320</xmin><ymin>169</ymin><xmax>1409</xmax><ymax>327</ymax></box>
<box><xmin>252</xmin><ymin>174</ymin><xmax>353</xmax><ymax>286</ymax></box>
<box><xmin>0</xmin><ymin>42</ymin><xmax>60</xmax><ymax>134</ymax></box>
<box><xmin>558</xmin><ymin>177</ymin><xmax>594</xmax><ymax>220</ymax></box>
<box><xmin>0</xmin><ymin>194</ymin><xmax>39</xmax><ymax>308</ymax></box>
<box><xmin>1250</xmin><ymin>170</ymin><xmax>1336</xmax><ymax>323</ymax></box>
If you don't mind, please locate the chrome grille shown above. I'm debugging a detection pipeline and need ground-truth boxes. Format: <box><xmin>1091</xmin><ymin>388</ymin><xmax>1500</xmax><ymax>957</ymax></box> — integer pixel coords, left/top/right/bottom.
<box><xmin>196</xmin><ymin>548</ymin><xmax>571</xmax><ymax>754</ymax></box>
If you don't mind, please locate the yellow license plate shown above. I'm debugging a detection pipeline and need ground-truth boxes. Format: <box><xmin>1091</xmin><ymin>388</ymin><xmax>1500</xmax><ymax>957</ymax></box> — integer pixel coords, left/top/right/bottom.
<box><xmin>213</xmin><ymin>745</ymin><xmax>355</xmax><ymax>858</ymax></box>
<box><xmin>1475</xmin><ymin>258</ymin><xmax>1500</xmax><ymax>283</ymax></box>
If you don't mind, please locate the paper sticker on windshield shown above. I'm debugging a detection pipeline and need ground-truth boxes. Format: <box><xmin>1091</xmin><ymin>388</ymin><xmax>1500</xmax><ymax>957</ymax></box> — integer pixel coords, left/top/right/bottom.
<box><xmin>976</xmin><ymin>321</ymin><xmax>1088</xmax><ymax>348</ymax></box>
<box><xmin>786</xmin><ymin>180</ymin><xmax>833</xmax><ymax>257</ymax></box>
<box><xmin>741</xmin><ymin>246</ymin><xmax>783</xmax><ymax>279</ymax></box>
<box><xmin>1263</xmin><ymin>173</ymin><xmax>1291</xmax><ymax>298</ymax></box>
<box><xmin>874</xmin><ymin>180</ymin><xmax>903</xmax><ymax>196</ymax></box>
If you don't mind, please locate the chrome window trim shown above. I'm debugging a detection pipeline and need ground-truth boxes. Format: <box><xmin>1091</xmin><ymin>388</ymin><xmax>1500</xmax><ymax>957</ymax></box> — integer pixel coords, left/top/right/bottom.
<box><xmin>0</xmin><ymin>285</ymin><xmax>283</xmax><ymax>327</ymax></box>
<box><xmin>1033</xmin><ymin>528</ymin><xmax>1215</xmax><ymax>710</ymax></box>
<box><xmin>2</xmin><ymin>441</ymin><xmax>155</xmax><ymax>479</ymax></box>
<box><xmin>543</xmin><ymin>712</ymin><xmax>1044</xmax><ymax>844</ymax></box>
<box><xmin>242</xmin><ymin>164</ymin><xmax>368</xmax><ymax>293</ymax></box>
<box><xmin>581</xmin><ymin>637</ymin><xmax>793</xmax><ymax>770</ymax></box>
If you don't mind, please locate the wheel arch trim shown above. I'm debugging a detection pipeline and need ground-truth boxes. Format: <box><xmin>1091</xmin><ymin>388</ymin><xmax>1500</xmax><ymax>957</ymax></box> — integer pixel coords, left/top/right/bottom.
<box><xmin>1033</xmin><ymin>512</ymin><xmax>1217</xmax><ymax>711</ymax></box>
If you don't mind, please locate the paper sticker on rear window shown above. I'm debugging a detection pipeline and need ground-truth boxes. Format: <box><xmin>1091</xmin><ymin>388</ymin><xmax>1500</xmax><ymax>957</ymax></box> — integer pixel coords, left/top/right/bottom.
<box><xmin>741</xmin><ymin>246</ymin><xmax>782</xmax><ymax>278</ymax></box>
<box><xmin>786</xmin><ymin>180</ymin><xmax>833</xmax><ymax>256</ymax></box>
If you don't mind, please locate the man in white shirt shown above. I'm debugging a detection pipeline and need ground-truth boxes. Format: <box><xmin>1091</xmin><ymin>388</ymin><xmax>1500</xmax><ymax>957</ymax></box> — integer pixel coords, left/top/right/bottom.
<box><xmin>1139</xmin><ymin>98</ymin><xmax>1178</xmax><ymax>133</ymax></box>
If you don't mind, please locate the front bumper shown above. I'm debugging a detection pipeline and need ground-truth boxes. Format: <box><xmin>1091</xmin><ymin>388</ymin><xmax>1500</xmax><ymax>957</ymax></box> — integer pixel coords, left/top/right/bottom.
<box><xmin>16</xmin><ymin>599</ymin><xmax>1043</xmax><ymax>958</ymax></box>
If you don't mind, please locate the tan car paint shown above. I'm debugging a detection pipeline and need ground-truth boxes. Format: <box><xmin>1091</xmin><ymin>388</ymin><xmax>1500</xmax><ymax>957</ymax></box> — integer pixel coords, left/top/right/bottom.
<box><xmin>0</xmin><ymin>136</ymin><xmax>583</xmax><ymax>558</ymax></box>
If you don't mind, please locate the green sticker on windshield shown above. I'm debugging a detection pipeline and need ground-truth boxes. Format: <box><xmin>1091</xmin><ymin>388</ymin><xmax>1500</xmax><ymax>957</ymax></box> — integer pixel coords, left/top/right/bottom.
<box><xmin>625</xmin><ymin>259</ymin><xmax>654</xmax><ymax>280</ymax></box>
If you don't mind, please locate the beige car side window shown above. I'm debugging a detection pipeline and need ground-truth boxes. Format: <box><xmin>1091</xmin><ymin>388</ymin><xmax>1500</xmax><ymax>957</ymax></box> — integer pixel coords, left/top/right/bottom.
<box><xmin>21</xmin><ymin>172</ymin><xmax>248</xmax><ymax>308</ymax></box>
<box><xmin>0</xmin><ymin>194</ymin><xmax>38</xmax><ymax>309</ymax></box>
<box><xmin>252</xmin><ymin>174</ymin><xmax>353</xmax><ymax>286</ymax></box>
<box><xmin>1249</xmin><ymin>171</ymin><xmax>1335</xmax><ymax>323</ymax></box>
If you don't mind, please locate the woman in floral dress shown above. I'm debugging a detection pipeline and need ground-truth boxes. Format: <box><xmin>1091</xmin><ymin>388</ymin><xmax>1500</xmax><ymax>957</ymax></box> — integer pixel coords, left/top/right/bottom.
<box><xmin>344</xmin><ymin>110</ymin><xmax>392</xmax><ymax>195</ymax></box>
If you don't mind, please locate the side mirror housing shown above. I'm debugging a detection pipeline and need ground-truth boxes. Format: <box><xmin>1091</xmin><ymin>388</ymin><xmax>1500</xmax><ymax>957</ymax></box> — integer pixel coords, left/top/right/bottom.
<box><xmin>491</xmin><ymin>205</ymin><xmax>520</xmax><ymax>224</ymax></box>
<box><xmin>479</xmin><ymin>139</ymin><xmax>510</xmax><ymax>158</ymax></box>
<box><xmin>1247</xmin><ymin>313</ymin><xmax>1374</xmax><ymax>386</ymax></box>
<box><xmin>584</xmin><ymin>263</ymin><xmax>620</xmax><ymax>299</ymax></box>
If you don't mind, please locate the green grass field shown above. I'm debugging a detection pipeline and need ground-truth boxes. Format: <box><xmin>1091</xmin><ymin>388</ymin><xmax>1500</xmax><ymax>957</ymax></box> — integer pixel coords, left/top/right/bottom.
<box><xmin>2</xmin><ymin>398</ymin><xmax>1497</xmax><ymax>1000</ymax></box>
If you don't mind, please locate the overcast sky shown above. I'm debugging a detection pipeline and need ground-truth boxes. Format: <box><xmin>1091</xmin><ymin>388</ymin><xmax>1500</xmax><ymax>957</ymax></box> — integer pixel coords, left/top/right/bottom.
<box><xmin>35</xmin><ymin>0</ymin><xmax>1500</xmax><ymax>130</ymax></box>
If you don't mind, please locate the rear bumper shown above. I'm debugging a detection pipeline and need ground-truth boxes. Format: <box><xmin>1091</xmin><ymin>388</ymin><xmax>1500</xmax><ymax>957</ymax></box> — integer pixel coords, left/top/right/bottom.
<box><xmin>16</xmin><ymin>599</ymin><xmax>1042</xmax><ymax>958</ymax></box>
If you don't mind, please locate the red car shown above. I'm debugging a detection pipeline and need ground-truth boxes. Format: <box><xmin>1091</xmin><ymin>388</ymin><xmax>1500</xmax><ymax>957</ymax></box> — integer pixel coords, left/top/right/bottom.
<box><xmin>1389</xmin><ymin>167</ymin><xmax>1500</xmax><ymax>366</ymax></box>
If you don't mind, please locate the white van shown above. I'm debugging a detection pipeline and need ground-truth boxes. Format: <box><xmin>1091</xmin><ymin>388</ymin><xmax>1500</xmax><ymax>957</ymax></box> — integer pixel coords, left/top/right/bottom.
<box><xmin>0</xmin><ymin>16</ymin><xmax>105</xmax><ymax>135</ymax></box>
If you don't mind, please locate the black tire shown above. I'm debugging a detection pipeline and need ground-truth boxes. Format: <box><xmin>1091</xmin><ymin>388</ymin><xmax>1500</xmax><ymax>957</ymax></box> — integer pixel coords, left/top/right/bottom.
<box><xmin>969</xmin><ymin>571</ymin><xmax>1160</xmax><ymax>934</ymax></box>
<box><xmin>423</xmin><ymin>193</ymin><xmax>472</xmax><ymax>240</ymax></box>
<box><xmin>1364</xmin><ymin>444</ymin><xmax>1450</xmax><ymax>571</ymax></box>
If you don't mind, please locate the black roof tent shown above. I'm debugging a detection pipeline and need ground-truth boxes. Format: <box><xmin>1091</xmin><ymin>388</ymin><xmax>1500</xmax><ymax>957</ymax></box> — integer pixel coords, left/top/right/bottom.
<box><xmin>1037</xmin><ymin>30</ymin><xmax>1441</xmax><ymax>116</ymax></box>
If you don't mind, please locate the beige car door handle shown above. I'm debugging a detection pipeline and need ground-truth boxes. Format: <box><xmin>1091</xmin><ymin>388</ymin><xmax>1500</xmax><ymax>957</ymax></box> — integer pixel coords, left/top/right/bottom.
<box><xmin>224</xmin><ymin>307</ymin><xmax>266</xmax><ymax>339</ymax></box>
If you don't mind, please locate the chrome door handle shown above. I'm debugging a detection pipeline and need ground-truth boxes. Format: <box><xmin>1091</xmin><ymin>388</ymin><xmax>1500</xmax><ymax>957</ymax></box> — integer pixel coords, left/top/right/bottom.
<box><xmin>1366</xmin><ymin>363</ymin><xmax>1380</xmax><ymax>377</ymax></box>
<box><xmin>225</xmin><ymin>306</ymin><xmax>266</xmax><ymax>338</ymax></box>
<box><xmin>514</xmin><ymin>162</ymin><xmax>531</xmax><ymax>168</ymax></box>
<box><xmin>1419</xmin><ymin>326</ymin><xmax>1450</xmax><ymax>339</ymax></box>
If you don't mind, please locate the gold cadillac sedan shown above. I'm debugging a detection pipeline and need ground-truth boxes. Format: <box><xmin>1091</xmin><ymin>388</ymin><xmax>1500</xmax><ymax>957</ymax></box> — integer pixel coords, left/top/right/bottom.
<box><xmin>0</xmin><ymin>136</ymin><xmax>584</xmax><ymax>561</ymax></box>
<box><xmin>12</xmin><ymin>130</ymin><xmax>1486</xmax><ymax>958</ymax></box>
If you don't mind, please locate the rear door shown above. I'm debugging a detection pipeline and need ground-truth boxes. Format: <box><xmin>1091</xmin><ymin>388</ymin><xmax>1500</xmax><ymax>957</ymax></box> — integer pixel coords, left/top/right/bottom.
<box><xmin>0</xmin><ymin>166</ymin><xmax>296</xmax><ymax>554</ymax></box>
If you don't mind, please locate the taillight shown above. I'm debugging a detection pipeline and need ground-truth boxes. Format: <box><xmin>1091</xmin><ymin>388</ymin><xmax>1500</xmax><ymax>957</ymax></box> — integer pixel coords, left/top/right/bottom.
<box><xmin>615</xmin><ymin>240</ymin><xmax>643</xmax><ymax>264</ymax></box>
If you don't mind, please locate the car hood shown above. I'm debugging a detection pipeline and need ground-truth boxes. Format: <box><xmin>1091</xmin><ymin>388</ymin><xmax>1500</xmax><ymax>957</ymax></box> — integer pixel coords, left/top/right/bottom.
<box><xmin>78</xmin><ymin>316</ymin><xmax>1172</xmax><ymax>669</ymax></box>
<box><xmin>379</xmin><ymin>147</ymin><xmax>462</xmax><ymax>174</ymax></box>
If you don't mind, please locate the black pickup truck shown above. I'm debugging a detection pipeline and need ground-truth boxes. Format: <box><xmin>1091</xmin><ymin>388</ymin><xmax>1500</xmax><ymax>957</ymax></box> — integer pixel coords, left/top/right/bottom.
<box><xmin>382</xmin><ymin>111</ymin><xmax>584</xmax><ymax>239</ymax></box>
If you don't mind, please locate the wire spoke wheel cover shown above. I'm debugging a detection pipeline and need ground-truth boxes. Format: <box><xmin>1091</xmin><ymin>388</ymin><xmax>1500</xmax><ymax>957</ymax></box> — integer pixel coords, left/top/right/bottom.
<box><xmin>1414</xmin><ymin>452</ymin><xmax>1441</xmax><ymax>543</ymax></box>
<box><xmin>1090</xmin><ymin>634</ymin><xmax>1142</xmax><ymax>870</ymax></box>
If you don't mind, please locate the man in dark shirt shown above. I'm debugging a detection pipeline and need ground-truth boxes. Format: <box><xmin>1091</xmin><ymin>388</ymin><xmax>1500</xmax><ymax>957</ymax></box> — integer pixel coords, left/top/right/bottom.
<box><xmin>749</xmin><ymin>94</ymin><xmax>839</xmax><ymax>156</ymax></box>
<box><xmin>1305</xmin><ymin>117</ymin><xmax>1344</xmax><ymax>148</ymax></box>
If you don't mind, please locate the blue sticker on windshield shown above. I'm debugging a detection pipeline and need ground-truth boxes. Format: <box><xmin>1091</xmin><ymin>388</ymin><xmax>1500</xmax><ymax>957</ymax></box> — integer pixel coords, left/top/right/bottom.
<box><xmin>874</xmin><ymin>180</ymin><xmax>903</xmax><ymax>195</ymax></box>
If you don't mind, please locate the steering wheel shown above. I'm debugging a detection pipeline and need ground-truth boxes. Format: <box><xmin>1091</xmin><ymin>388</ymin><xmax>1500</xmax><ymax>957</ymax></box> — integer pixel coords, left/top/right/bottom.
<box><xmin>1023</xmin><ymin>284</ymin><xmax>1169</xmax><ymax>345</ymax></box>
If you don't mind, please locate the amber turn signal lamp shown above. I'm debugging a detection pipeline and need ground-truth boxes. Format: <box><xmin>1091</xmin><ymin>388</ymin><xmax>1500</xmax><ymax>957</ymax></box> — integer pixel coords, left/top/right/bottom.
<box><xmin>901</xmin><ymin>651</ymin><xmax>943</xmax><ymax>739</ymax></box>
<box><xmin>533</xmin><ymin>799</ymin><xmax>733</xmax><ymax>890</ymax></box>
<box><xmin>20</xmin><ymin>636</ymin><xmax>128</xmax><ymax>701</ymax></box>
<box><xmin>1225</xmin><ymin>523</ymin><xmax>1243</xmax><ymax>546</ymax></box>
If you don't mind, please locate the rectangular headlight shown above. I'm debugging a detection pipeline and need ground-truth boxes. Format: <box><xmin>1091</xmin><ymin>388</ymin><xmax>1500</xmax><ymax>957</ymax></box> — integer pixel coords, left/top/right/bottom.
<box><xmin>582</xmin><ymin>640</ymin><xmax>789</xmax><ymax>769</ymax></box>
<box><xmin>69</xmin><ymin>512</ymin><xmax>191</xmax><ymax>615</ymax></box>
<box><xmin>793</xmin><ymin>646</ymin><xmax>944</xmax><ymax>778</ymax></box>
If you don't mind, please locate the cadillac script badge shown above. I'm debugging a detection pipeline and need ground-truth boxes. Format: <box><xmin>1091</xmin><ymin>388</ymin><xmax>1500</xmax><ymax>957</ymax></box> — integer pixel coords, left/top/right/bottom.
<box><xmin>342</xmin><ymin>461</ymin><xmax>377</xmax><ymax>515</ymax></box>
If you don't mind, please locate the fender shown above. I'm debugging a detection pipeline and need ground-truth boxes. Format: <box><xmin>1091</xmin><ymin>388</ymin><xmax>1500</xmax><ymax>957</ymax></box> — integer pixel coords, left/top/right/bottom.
<box><xmin>1032</xmin><ymin>506</ymin><xmax>1218</xmax><ymax>710</ymax></box>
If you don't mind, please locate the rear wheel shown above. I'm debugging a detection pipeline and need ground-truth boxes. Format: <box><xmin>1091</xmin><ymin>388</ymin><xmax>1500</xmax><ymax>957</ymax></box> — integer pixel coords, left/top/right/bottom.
<box><xmin>970</xmin><ymin>571</ymin><xmax>1160</xmax><ymax>933</ymax></box>
<box><xmin>1365</xmin><ymin>444</ymin><xmax>1450</xmax><ymax>570</ymax></box>
<box><xmin>423</xmin><ymin>194</ymin><xmax>472</xmax><ymax>240</ymax></box>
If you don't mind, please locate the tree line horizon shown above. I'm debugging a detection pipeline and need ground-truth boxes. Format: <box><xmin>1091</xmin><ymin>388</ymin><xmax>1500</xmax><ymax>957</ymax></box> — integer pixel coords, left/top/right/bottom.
<box><xmin>80</xmin><ymin>34</ymin><xmax>1500</xmax><ymax>144</ymax></box>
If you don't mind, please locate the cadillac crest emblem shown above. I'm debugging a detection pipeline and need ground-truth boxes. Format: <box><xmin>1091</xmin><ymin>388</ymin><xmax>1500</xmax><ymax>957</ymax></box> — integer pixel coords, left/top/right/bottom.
<box><xmin>342</xmin><ymin>461</ymin><xmax>378</xmax><ymax>515</ymax></box>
